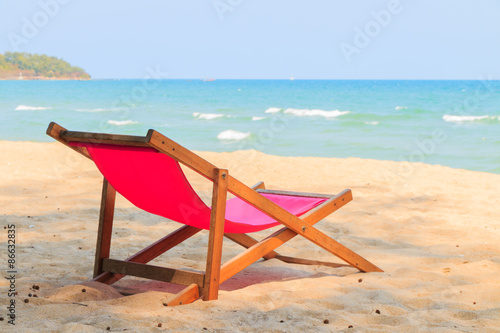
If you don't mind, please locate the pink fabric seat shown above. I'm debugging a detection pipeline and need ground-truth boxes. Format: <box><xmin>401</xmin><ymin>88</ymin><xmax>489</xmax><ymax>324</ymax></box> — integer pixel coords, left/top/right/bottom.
<box><xmin>70</xmin><ymin>143</ymin><xmax>327</xmax><ymax>233</ymax></box>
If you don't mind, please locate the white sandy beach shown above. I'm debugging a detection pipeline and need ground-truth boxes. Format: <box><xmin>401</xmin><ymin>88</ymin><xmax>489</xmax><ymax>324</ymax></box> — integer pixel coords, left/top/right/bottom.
<box><xmin>1</xmin><ymin>141</ymin><xmax>499</xmax><ymax>332</ymax></box>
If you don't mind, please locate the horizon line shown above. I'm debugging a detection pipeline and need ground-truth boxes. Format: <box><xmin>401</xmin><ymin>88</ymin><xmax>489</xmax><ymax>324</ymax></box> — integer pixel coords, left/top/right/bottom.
<box><xmin>75</xmin><ymin>78</ymin><xmax>500</xmax><ymax>81</ymax></box>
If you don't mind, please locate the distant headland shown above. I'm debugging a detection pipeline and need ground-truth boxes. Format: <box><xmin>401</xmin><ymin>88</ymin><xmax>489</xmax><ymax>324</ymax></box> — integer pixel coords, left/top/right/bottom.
<box><xmin>0</xmin><ymin>52</ymin><xmax>90</xmax><ymax>80</ymax></box>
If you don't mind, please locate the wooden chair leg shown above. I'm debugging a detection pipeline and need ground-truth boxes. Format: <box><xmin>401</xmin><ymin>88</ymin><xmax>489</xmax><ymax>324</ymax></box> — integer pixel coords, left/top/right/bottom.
<box><xmin>166</xmin><ymin>284</ymin><xmax>200</xmax><ymax>306</ymax></box>
<box><xmin>94</xmin><ymin>225</ymin><xmax>201</xmax><ymax>285</ymax></box>
<box><xmin>224</xmin><ymin>233</ymin><xmax>350</xmax><ymax>268</ymax></box>
<box><xmin>219</xmin><ymin>190</ymin><xmax>382</xmax><ymax>284</ymax></box>
<box><xmin>93</xmin><ymin>178</ymin><xmax>116</xmax><ymax>278</ymax></box>
<box><xmin>203</xmin><ymin>169</ymin><xmax>228</xmax><ymax>301</ymax></box>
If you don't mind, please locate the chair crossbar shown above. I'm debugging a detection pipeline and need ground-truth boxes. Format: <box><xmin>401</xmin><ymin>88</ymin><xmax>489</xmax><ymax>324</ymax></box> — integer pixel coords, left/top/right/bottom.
<box><xmin>93</xmin><ymin>225</ymin><xmax>201</xmax><ymax>285</ymax></box>
<box><xmin>61</xmin><ymin>130</ymin><xmax>150</xmax><ymax>147</ymax></box>
<box><xmin>273</xmin><ymin>255</ymin><xmax>351</xmax><ymax>269</ymax></box>
<box><xmin>225</xmin><ymin>234</ymin><xmax>351</xmax><ymax>269</ymax></box>
<box><xmin>227</xmin><ymin>181</ymin><xmax>381</xmax><ymax>272</ymax></box>
<box><xmin>129</xmin><ymin>225</ymin><xmax>202</xmax><ymax>264</ymax></box>
<box><xmin>256</xmin><ymin>189</ymin><xmax>334</xmax><ymax>199</ymax></box>
<box><xmin>103</xmin><ymin>259</ymin><xmax>205</xmax><ymax>287</ymax></box>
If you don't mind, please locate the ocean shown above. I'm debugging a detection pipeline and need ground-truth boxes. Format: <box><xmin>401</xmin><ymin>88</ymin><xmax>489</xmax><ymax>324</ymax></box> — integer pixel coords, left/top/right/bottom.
<box><xmin>1</xmin><ymin>79</ymin><xmax>499</xmax><ymax>174</ymax></box>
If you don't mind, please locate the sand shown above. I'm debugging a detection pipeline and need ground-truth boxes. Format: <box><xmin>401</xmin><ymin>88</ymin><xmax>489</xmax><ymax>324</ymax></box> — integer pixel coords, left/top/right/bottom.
<box><xmin>1</xmin><ymin>141</ymin><xmax>499</xmax><ymax>332</ymax></box>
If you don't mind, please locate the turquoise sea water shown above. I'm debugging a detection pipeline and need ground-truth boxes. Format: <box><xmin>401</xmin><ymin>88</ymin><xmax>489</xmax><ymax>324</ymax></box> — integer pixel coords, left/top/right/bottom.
<box><xmin>1</xmin><ymin>79</ymin><xmax>499</xmax><ymax>173</ymax></box>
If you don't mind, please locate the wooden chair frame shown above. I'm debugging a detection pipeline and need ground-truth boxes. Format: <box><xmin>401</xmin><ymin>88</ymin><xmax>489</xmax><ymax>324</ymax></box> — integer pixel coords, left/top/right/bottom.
<box><xmin>47</xmin><ymin>122</ymin><xmax>382</xmax><ymax>306</ymax></box>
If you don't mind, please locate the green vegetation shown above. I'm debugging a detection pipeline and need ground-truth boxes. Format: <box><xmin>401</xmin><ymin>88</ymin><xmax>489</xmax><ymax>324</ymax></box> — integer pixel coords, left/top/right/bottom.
<box><xmin>0</xmin><ymin>52</ymin><xmax>90</xmax><ymax>80</ymax></box>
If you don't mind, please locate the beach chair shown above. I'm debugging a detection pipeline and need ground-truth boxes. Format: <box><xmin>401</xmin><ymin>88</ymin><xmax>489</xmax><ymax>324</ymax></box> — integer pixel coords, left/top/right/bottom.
<box><xmin>46</xmin><ymin>122</ymin><xmax>382</xmax><ymax>306</ymax></box>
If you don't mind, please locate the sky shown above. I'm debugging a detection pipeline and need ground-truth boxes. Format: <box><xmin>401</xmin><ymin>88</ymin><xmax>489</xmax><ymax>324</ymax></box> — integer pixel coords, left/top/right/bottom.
<box><xmin>0</xmin><ymin>0</ymin><xmax>499</xmax><ymax>80</ymax></box>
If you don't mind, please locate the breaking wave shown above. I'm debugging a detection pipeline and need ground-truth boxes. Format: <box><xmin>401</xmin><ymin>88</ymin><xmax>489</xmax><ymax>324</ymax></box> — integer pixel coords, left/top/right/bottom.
<box><xmin>283</xmin><ymin>108</ymin><xmax>350</xmax><ymax>118</ymax></box>
<box><xmin>15</xmin><ymin>105</ymin><xmax>52</xmax><ymax>111</ymax></box>
<box><xmin>265</xmin><ymin>107</ymin><xmax>282</xmax><ymax>114</ymax></box>
<box><xmin>107</xmin><ymin>120</ymin><xmax>139</xmax><ymax>126</ymax></box>
<box><xmin>217</xmin><ymin>130</ymin><xmax>251</xmax><ymax>141</ymax></box>
<box><xmin>193</xmin><ymin>112</ymin><xmax>225</xmax><ymax>120</ymax></box>
<box><xmin>443</xmin><ymin>115</ymin><xmax>500</xmax><ymax>123</ymax></box>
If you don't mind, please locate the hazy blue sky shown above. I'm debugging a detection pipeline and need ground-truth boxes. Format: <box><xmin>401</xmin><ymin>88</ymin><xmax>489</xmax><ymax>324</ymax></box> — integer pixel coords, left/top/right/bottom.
<box><xmin>1</xmin><ymin>0</ymin><xmax>499</xmax><ymax>79</ymax></box>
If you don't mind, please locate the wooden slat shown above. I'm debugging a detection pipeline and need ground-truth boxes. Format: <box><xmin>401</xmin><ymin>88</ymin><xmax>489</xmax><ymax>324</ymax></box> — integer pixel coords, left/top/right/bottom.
<box><xmin>128</xmin><ymin>225</ymin><xmax>202</xmax><ymax>264</ymax></box>
<box><xmin>93</xmin><ymin>225</ymin><xmax>201</xmax><ymax>285</ymax></box>
<box><xmin>256</xmin><ymin>189</ymin><xmax>333</xmax><ymax>199</ymax></box>
<box><xmin>243</xmin><ymin>190</ymin><xmax>354</xmax><ymax>263</ymax></box>
<box><xmin>300</xmin><ymin>189</ymin><xmax>352</xmax><ymax>223</ymax></box>
<box><xmin>220</xmin><ymin>189</ymin><xmax>382</xmax><ymax>283</ymax></box>
<box><xmin>226</xmin><ymin>177</ymin><xmax>382</xmax><ymax>272</ymax></box>
<box><xmin>224</xmin><ymin>233</ymin><xmax>278</xmax><ymax>260</ymax></box>
<box><xmin>146</xmin><ymin>130</ymin><xmax>217</xmax><ymax>180</ymax></box>
<box><xmin>251</xmin><ymin>181</ymin><xmax>266</xmax><ymax>190</ymax></box>
<box><xmin>256</xmin><ymin>190</ymin><xmax>355</xmax><ymax>263</ymax></box>
<box><xmin>166</xmin><ymin>284</ymin><xmax>200</xmax><ymax>306</ymax></box>
<box><xmin>224</xmin><ymin>232</ymin><xmax>350</xmax><ymax>267</ymax></box>
<box><xmin>274</xmin><ymin>255</ymin><xmax>351</xmax><ymax>269</ymax></box>
<box><xmin>102</xmin><ymin>259</ymin><xmax>205</xmax><ymax>286</ymax></box>
<box><xmin>93</xmin><ymin>179</ymin><xmax>116</xmax><ymax>278</ymax></box>
<box><xmin>220</xmin><ymin>228</ymin><xmax>292</xmax><ymax>283</ymax></box>
<box><xmin>61</xmin><ymin>130</ymin><xmax>150</xmax><ymax>147</ymax></box>
<box><xmin>46</xmin><ymin>122</ymin><xmax>91</xmax><ymax>159</ymax></box>
<box><xmin>274</xmin><ymin>190</ymin><xmax>380</xmax><ymax>272</ymax></box>
<box><xmin>203</xmin><ymin>169</ymin><xmax>229</xmax><ymax>301</ymax></box>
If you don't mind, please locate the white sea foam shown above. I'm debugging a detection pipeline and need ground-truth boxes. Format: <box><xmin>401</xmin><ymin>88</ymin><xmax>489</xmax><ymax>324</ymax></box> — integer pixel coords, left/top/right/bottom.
<box><xmin>365</xmin><ymin>121</ymin><xmax>379</xmax><ymax>125</ymax></box>
<box><xmin>252</xmin><ymin>116</ymin><xmax>266</xmax><ymax>121</ymax></box>
<box><xmin>265</xmin><ymin>107</ymin><xmax>282</xmax><ymax>114</ymax></box>
<box><xmin>217</xmin><ymin>130</ymin><xmax>251</xmax><ymax>141</ymax></box>
<box><xmin>107</xmin><ymin>120</ymin><xmax>139</xmax><ymax>126</ymax></box>
<box><xmin>283</xmin><ymin>108</ymin><xmax>350</xmax><ymax>118</ymax></box>
<box><xmin>15</xmin><ymin>105</ymin><xmax>52</xmax><ymax>111</ymax></box>
<box><xmin>395</xmin><ymin>106</ymin><xmax>407</xmax><ymax>110</ymax></box>
<box><xmin>443</xmin><ymin>115</ymin><xmax>499</xmax><ymax>123</ymax></box>
<box><xmin>193</xmin><ymin>112</ymin><xmax>225</xmax><ymax>120</ymax></box>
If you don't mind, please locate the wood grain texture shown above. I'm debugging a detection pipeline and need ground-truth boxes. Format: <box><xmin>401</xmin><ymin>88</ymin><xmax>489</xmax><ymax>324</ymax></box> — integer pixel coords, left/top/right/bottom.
<box><xmin>128</xmin><ymin>225</ymin><xmax>202</xmax><ymax>264</ymax></box>
<box><xmin>274</xmin><ymin>255</ymin><xmax>351</xmax><ymax>269</ymax></box>
<box><xmin>166</xmin><ymin>284</ymin><xmax>200</xmax><ymax>306</ymax></box>
<box><xmin>93</xmin><ymin>179</ymin><xmax>116</xmax><ymax>278</ymax></box>
<box><xmin>93</xmin><ymin>225</ymin><xmax>201</xmax><ymax>285</ymax></box>
<box><xmin>219</xmin><ymin>188</ymin><xmax>382</xmax><ymax>282</ymax></box>
<box><xmin>146</xmin><ymin>130</ymin><xmax>217</xmax><ymax>180</ymax></box>
<box><xmin>203</xmin><ymin>168</ymin><xmax>229</xmax><ymax>301</ymax></box>
<box><xmin>256</xmin><ymin>189</ymin><xmax>333</xmax><ymax>199</ymax></box>
<box><xmin>102</xmin><ymin>259</ymin><xmax>205</xmax><ymax>286</ymax></box>
<box><xmin>61</xmin><ymin>130</ymin><xmax>150</xmax><ymax>147</ymax></box>
<box><xmin>46</xmin><ymin>122</ymin><xmax>91</xmax><ymax>159</ymax></box>
<box><xmin>251</xmin><ymin>181</ymin><xmax>266</xmax><ymax>190</ymax></box>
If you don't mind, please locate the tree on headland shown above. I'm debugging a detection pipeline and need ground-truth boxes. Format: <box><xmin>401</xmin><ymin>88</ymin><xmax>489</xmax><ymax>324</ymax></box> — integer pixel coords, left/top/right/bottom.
<box><xmin>0</xmin><ymin>52</ymin><xmax>90</xmax><ymax>80</ymax></box>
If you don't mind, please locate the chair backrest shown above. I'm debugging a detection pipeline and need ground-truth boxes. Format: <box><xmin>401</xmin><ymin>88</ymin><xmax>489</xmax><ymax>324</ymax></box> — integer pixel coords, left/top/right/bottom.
<box><xmin>69</xmin><ymin>141</ymin><xmax>328</xmax><ymax>234</ymax></box>
<box><xmin>70</xmin><ymin>142</ymin><xmax>214</xmax><ymax>229</ymax></box>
